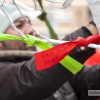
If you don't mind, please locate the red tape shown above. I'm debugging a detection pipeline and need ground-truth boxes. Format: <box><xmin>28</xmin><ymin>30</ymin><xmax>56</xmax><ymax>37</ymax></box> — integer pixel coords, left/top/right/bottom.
<box><xmin>35</xmin><ymin>34</ymin><xmax>100</xmax><ymax>71</ymax></box>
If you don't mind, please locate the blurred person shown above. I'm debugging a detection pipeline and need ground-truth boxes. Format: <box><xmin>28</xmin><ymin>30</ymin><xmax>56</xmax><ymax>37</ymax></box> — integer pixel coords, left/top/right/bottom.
<box><xmin>0</xmin><ymin>4</ymin><xmax>37</xmax><ymax>51</ymax></box>
<box><xmin>0</xmin><ymin>4</ymin><xmax>100</xmax><ymax>100</ymax></box>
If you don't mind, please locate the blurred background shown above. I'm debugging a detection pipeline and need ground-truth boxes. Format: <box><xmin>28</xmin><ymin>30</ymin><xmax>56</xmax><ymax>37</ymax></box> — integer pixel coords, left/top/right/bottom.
<box><xmin>8</xmin><ymin>0</ymin><xmax>92</xmax><ymax>39</ymax></box>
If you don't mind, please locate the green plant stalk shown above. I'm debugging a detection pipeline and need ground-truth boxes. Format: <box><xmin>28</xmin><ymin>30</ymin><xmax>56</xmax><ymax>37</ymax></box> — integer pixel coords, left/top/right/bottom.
<box><xmin>37</xmin><ymin>0</ymin><xmax>58</xmax><ymax>39</ymax></box>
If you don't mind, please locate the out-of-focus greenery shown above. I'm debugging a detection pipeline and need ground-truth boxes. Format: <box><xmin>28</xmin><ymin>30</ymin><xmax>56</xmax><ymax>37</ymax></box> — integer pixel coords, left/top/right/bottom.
<box><xmin>37</xmin><ymin>0</ymin><xmax>58</xmax><ymax>40</ymax></box>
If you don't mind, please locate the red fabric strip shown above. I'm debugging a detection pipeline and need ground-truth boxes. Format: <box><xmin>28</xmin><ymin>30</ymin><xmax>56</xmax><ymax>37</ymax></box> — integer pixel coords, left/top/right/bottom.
<box><xmin>35</xmin><ymin>34</ymin><xmax>100</xmax><ymax>71</ymax></box>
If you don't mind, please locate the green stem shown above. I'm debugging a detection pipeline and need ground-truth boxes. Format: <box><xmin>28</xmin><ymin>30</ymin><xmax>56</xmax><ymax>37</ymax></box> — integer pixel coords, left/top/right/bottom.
<box><xmin>37</xmin><ymin>0</ymin><xmax>58</xmax><ymax>40</ymax></box>
<box><xmin>44</xmin><ymin>17</ymin><xmax>58</xmax><ymax>39</ymax></box>
<box><xmin>37</xmin><ymin>0</ymin><xmax>43</xmax><ymax>8</ymax></box>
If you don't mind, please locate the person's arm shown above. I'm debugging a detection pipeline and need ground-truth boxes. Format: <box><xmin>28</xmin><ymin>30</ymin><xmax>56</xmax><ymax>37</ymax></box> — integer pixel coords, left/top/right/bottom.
<box><xmin>0</xmin><ymin>57</ymin><xmax>73</xmax><ymax>100</ymax></box>
<box><xmin>63</xmin><ymin>21</ymin><xmax>98</xmax><ymax>41</ymax></box>
<box><xmin>63</xmin><ymin>23</ymin><xmax>98</xmax><ymax>64</ymax></box>
<box><xmin>62</xmin><ymin>22</ymin><xmax>100</xmax><ymax>100</ymax></box>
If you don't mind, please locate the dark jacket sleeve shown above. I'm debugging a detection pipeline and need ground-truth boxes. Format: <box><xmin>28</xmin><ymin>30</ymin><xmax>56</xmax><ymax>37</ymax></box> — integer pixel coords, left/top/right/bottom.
<box><xmin>0</xmin><ymin>57</ymin><xmax>73</xmax><ymax>100</ymax></box>
<box><xmin>63</xmin><ymin>27</ymin><xmax>96</xmax><ymax>64</ymax></box>
<box><xmin>70</xmin><ymin>65</ymin><xmax>100</xmax><ymax>100</ymax></box>
<box><xmin>63</xmin><ymin>27</ymin><xmax>92</xmax><ymax>41</ymax></box>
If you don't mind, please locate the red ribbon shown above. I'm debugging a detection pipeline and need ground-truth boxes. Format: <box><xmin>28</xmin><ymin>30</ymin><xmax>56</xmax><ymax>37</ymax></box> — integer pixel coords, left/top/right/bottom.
<box><xmin>35</xmin><ymin>34</ymin><xmax>100</xmax><ymax>71</ymax></box>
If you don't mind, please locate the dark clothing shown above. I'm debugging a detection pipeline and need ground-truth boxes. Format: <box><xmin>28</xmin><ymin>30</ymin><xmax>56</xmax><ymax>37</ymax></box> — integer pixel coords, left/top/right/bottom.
<box><xmin>65</xmin><ymin>27</ymin><xmax>100</xmax><ymax>100</ymax></box>
<box><xmin>0</xmin><ymin>50</ymin><xmax>73</xmax><ymax>100</ymax></box>
<box><xmin>46</xmin><ymin>27</ymin><xmax>100</xmax><ymax>100</ymax></box>
<box><xmin>70</xmin><ymin>64</ymin><xmax>100</xmax><ymax>100</ymax></box>
<box><xmin>0</xmin><ymin>27</ymin><xmax>99</xmax><ymax>100</ymax></box>
<box><xmin>63</xmin><ymin>27</ymin><xmax>94</xmax><ymax>64</ymax></box>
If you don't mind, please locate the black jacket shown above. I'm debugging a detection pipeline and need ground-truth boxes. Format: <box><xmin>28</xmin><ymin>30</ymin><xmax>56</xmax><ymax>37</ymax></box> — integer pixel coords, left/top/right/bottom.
<box><xmin>46</xmin><ymin>27</ymin><xmax>100</xmax><ymax>100</ymax></box>
<box><xmin>0</xmin><ymin>50</ymin><xmax>74</xmax><ymax>100</ymax></box>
